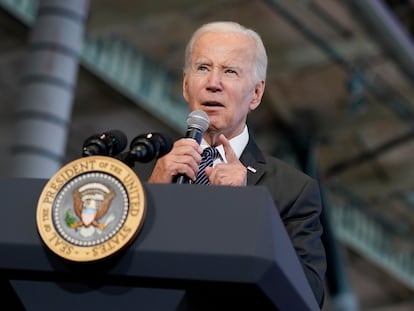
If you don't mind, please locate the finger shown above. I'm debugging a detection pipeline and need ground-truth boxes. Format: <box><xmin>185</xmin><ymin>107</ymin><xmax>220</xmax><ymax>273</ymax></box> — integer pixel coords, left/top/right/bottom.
<box><xmin>174</xmin><ymin>138</ymin><xmax>203</xmax><ymax>154</ymax></box>
<box><xmin>204</xmin><ymin>166</ymin><xmax>213</xmax><ymax>181</ymax></box>
<box><xmin>218</xmin><ymin>134</ymin><xmax>238</xmax><ymax>163</ymax></box>
<box><xmin>172</xmin><ymin>140</ymin><xmax>202</xmax><ymax>164</ymax></box>
<box><xmin>150</xmin><ymin>139</ymin><xmax>201</xmax><ymax>182</ymax></box>
<box><xmin>205</xmin><ymin>166</ymin><xmax>221</xmax><ymax>185</ymax></box>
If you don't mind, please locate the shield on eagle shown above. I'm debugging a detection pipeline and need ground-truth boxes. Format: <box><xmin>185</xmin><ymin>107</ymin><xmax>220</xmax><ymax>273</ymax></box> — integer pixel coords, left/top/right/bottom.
<box><xmin>71</xmin><ymin>182</ymin><xmax>115</xmax><ymax>230</ymax></box>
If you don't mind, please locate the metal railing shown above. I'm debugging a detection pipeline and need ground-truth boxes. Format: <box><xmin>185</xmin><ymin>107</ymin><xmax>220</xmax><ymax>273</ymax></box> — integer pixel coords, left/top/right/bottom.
<box><xmin>327</xmin><ymin>180</ymin><xmax>414</xmax><ymax>289</ymax></box>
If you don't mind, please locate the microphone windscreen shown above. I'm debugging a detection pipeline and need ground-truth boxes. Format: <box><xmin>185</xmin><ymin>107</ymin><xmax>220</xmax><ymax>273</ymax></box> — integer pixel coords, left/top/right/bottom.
<box><xmin>155</xmin><ymin>132</ymin><xmax>173</xmax><ymax>158</ymax></box>
<box><xmin>186</xmin><ymin>110</ymin><xmax>209</xmax><ymax>132</ymax></box>
<box><xmin>106</xmin><ymin>130</ymin><xmax>128</xmax><ymax>155</ymax></box>
<box><xmin>82</xmin><ymin>129</ymin><xmax>127</xmax><ymax>157</ymax></box>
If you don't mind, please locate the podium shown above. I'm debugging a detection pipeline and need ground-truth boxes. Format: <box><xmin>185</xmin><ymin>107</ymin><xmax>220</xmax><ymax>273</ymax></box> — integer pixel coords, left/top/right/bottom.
<box><xmin>0</xmin><ymin>177</ymin><xmax>319</xmax><ymax>311</ymax></box>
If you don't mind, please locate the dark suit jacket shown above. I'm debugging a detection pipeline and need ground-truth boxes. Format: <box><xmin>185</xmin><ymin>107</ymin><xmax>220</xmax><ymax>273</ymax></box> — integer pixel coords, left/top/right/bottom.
<box><xmin>240</xmin><ymin>137</ymin><xmax>326</xmax><ymax>307</ymax></box>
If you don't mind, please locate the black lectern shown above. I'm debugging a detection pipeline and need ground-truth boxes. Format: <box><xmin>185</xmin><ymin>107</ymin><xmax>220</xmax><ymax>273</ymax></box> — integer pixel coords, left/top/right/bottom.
<box><xmin>0</xmin><ymin>177</ymin><xmax>319</xmax><ymax>311</ymax></box>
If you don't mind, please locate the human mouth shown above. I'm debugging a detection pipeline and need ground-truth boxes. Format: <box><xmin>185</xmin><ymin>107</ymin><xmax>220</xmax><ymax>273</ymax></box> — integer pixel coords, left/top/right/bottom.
<box><xmin>202</xmin><ymin>101</ymin><xmax>224</xmax><ymax>107</ymax></box>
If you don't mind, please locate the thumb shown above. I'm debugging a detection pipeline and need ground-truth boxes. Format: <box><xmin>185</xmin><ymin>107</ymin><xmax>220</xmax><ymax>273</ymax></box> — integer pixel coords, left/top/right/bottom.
<box><xmin>219</xmin><ymin>134</ymin><xmax>238</xmax><ymax>163</ymax></box>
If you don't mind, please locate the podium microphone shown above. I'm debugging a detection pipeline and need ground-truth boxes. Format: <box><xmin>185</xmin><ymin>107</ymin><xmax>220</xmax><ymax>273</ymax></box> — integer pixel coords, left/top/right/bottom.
<box><xmin>174</xmin><ymin>110</ymin><xmax>210</xmax><ymax>184</ymax></box>
<box><xmin>82</xmin><ymin>130</ymin><xmax>127</xmax><ymax>157</ymax></box>
<box><xmin>119</xmin><ymin>132</ymin><xmax>173</xmax><ymax>166</ymax></box>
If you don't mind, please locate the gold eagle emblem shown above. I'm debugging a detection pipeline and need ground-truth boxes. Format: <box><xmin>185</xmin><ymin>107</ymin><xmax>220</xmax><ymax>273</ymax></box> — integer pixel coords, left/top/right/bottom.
<box><xmin>71</xmin><ymin>182</ymin><xmax>115</xmax><ymax>230</ymax></box>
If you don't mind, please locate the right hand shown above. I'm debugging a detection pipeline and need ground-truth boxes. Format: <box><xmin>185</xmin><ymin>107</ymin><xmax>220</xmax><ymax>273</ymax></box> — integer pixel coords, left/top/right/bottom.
<box><xmin>148</xmin><ymin>138</ymin><xmax>202</xmax><ymax>183</ymax></box>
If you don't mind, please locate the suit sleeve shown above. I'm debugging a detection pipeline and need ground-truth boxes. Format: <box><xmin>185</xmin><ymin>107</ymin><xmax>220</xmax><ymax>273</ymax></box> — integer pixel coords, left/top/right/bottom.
<box><xmin>258</xmin><ymin>159</ymin><xmax>327</xmax><ymax>307</ymax></box>
<box><xmin>281</xmin><ymin>178</ymin><xmax>326</xmax><ymax>307</ymax></box>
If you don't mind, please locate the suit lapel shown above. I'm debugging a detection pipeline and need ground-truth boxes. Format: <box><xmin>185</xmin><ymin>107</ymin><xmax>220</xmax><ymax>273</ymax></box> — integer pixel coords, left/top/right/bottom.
<box><xmin>239</xmin><ymin>138</ymin><xmax>267</xmax><ymax>185</ymax></box>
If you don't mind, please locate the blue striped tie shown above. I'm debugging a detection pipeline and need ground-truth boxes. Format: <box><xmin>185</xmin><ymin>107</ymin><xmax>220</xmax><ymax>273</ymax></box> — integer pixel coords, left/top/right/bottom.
<box><xmin>194</xmin><ymin>147</ymin><xmax>219</xmax><ymax>185</ymax></box>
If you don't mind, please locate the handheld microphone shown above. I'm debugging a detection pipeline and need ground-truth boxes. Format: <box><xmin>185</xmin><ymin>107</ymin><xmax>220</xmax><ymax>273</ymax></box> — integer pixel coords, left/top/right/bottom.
<box><xmin>174</xmin><ymin>110</ymin><xmax>210</xmax><ymax>184</ymax></box>
<box><xmin>120</xmin><ymin>132</ymin><xmax>173</xmax><ymax>166</ymax></box>
<box><xmin>82</xmin><ymin>130</ymin><xmax>127</xmax><ymax>157</ymax></box>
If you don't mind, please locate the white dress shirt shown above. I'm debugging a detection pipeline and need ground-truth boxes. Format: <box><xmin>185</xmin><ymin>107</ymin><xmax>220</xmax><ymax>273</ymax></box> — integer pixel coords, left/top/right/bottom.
<box><xmin>200</xmin><ymin>125</ymin><xmax>249</xmax><ymax>165</ymax></box>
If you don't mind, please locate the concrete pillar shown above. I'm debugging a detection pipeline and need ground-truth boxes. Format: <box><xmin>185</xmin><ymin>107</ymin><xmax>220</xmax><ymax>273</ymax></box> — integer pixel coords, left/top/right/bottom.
<box><xmin>11</xmin><ymin>0</ymin><xmax>89</xmax><ymax>178</ymax></box>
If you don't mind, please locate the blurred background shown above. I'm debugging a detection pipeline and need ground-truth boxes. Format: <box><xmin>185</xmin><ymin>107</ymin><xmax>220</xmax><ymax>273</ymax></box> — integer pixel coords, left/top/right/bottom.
<box><xmin>2</xmin><ymin>0</ymin><xmax>414</xmax><ymax>310</ymax></box>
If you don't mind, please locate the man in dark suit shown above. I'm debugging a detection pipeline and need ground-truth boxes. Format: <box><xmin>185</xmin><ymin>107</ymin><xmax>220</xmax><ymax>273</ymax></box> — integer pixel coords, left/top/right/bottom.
<box><xmin>148</xmin><ymin>21</ymin><xmax>326</xmax><ymax>307</ymax></box>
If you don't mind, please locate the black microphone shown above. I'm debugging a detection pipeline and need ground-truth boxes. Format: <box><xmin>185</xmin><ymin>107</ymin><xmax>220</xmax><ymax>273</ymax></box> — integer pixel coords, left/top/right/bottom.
<box><xmin>82</xmin><ymin>130</ymin><xmax>127</xmax><ymax>157</ymax></box>
<box><xmin>119</xmin><ymin>132</ymin><xmax>173</xmax><ymax>166</ymax></box>
<box><xmin>174</xmin><ymin>110</ymin><xmax>210</xmax><ymax>184</ymax></box>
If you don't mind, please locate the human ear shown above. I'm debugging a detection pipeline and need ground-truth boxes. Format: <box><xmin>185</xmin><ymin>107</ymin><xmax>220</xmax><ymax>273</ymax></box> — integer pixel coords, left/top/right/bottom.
<box><xmin>182</xmin><ymin>73</ymin><xmax>190</xmax><ymax>102</ymax></box>
<box><xmin>249</xmin><ymin>80</ymin><xmax>265</xmax><ymax>110</ymax></box>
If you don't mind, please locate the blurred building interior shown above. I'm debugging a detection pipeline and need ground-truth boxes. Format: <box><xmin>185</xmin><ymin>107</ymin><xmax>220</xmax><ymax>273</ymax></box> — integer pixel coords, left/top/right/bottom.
<box><xmin>2</xmin><ymin>0</ymin><xmax>414</xmax><ymax>310</ymax></box>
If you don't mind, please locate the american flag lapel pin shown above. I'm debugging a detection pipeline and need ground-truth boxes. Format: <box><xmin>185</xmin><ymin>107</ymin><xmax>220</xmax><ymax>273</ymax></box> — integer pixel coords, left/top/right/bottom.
<box><xmin>247</xmin><ymin>166</ymin><xmax>257</xmax><ymax>173</ymax></box>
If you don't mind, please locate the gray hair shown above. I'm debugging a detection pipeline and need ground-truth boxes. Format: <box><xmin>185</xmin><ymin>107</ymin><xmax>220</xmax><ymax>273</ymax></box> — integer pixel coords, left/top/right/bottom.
<box><xmin>184</xmin><ymin>21</ymin><xmax>268</xmax><ymax>83</ymax></box>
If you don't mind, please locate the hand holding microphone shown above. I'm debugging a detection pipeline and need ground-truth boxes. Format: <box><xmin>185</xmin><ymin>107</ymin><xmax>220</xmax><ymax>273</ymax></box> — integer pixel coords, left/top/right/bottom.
<box><xmin>146</xmin><ymin>110</ymin><xmax>209</xmax><ymax>184</ymax></box>
<box><xmin>174</xmin><ymin>110</ymin><xmax>210</xmax><ymax>184</ymax></box>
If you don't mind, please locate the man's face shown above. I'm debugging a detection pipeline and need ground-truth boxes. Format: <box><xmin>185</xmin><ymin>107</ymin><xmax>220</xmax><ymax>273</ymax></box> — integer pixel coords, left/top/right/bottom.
<box><xmin>183</xmin><ymin>32</ymin><xmax>265</xmax><ymax>139</ymax></box>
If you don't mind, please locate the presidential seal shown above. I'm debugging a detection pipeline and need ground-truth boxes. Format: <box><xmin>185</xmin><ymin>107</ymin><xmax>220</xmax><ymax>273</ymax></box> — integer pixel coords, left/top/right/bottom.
<box><xmin>36</xmin><ymin>155</ymin><xmax>146</xmax><ymax>262</ymax></box>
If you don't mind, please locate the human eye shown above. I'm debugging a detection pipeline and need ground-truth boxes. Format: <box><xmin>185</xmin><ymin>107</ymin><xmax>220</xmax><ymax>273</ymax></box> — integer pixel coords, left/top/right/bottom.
<box><xmin>225</xmin><ymin>68</ymin><xmax>238</xmax><ymax>75</ymax></box>
<box><xmin>195</xmin><ymin>64</ymin><xmax>209</xmax><ymax>72</ymax></box>
<box><xmin>198</xmin><ymin>65</ymin><xmax>208</xmax><ymax>71</ymax></box>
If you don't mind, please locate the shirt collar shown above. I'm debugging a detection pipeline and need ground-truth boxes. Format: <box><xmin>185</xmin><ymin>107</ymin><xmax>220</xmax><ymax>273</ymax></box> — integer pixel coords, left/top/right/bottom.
<box><xmin>200</xmin><ymin>125</ymin><xmax>249</xmax><ymax>162</ymax></box>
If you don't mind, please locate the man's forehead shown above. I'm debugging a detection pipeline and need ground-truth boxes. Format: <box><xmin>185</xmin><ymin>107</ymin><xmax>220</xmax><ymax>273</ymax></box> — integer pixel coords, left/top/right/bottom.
<box><xmin>193</xmin><ymin>33</ymin><xmax>254</xmax><ymax>58</ymax></box>
<box><xmin>195</xmin><ymin>31</ymin><xmax>254</xmax><ymax>46</ymax></box>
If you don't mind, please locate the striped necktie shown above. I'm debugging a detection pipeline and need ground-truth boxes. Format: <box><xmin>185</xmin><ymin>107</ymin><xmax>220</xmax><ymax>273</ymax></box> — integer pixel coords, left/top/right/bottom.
<box><xmin>194</xmin><ymin>147</ymin><xmax>219</xmax><ymax>185</ymax></box>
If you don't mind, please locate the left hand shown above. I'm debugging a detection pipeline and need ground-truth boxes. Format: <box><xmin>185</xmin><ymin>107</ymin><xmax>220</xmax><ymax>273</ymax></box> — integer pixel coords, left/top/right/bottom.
<box><xmin>205</xmin><ymin>134</ymin><xmax>247</xmax><ymax>186</ymax></box>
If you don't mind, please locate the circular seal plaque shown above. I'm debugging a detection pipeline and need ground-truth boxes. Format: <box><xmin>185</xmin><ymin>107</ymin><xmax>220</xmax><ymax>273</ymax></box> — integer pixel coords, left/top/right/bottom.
<box><xmin>36</xmin><ymin>156</ymin><xmax>146</xmax><ymax>262</ymax></box>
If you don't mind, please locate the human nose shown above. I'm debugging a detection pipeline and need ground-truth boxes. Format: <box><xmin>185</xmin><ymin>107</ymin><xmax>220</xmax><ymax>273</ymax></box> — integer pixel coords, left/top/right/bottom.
<box><xmin>206</xmin><ymin>70</ymin><xmax>222</xmax><ymax>92</ymax></box>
